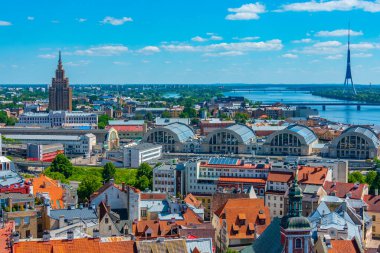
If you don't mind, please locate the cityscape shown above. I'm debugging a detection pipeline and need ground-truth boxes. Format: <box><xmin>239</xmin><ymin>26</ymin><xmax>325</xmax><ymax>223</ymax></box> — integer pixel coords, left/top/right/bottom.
<box><xmin>1</xmin><ymin>1</ymin><xmax>380</xmax><ymax>253</ymax></box>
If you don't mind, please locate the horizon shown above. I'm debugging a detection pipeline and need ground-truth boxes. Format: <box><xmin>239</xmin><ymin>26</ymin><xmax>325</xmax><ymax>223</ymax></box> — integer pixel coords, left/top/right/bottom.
<box><xmin>0</xmin><ymin>0</ymin><xmax>380</xmax><ymax>84</ymax></box>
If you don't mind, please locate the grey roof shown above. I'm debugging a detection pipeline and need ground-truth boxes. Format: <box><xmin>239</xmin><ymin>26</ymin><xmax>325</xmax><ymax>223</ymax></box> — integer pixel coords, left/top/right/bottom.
<box><xmin>126</xmin><ymin>143</ymin><xmax>161</xmax><ymax>151</ymax></box>
<box><xmin>0</xmin><ymin>192</ymin><xmax>33</xmax><ymax>201</ymax></box>
<box><xmin>108</xmin><ymin>120</ymin><xmax>145</xmax><ymax>126</ymax></box>
<box><xmin>49</xmin><ymin>207</ymin><xmax>98</xmax><ymax>221</ymax></box>
<box><xmin>186</xmin><ymin>238</ymin><xmax>213</xmax><ymax>253</ymax></box>
<box><xmin>226</xmin><ymin>124</ymin><xmax>255</xmax><ymax>143</ymax></box>
<box><xmin>287</xmin><ymin>124</ymin><xmax>317</xmax><ymax>144</ymax></box>
<box><xmin>5</xmin><ymin>134</ymin><xmax>82</xmax><ymax>141</ymax></box>
<box><xmin>0</xmin><ymin>170</ymin><xmax>24</xmax><ymax>187</ymax></box>
<box><xmin>163</xmin><ymin>123</ymin><xmax>195</xmax><ymax>142</ymax></box>
<box><xmin>341</xmin><ymin>126</ymin><xmax>380</xmax><ymax>146</ymax></box>
<box><xmin>155</xmin><ymin>117</ymin><xmax>190</xmax><ymax>126</ymax></box>
<box><xmin>241</xmin><ymin>218</ymin><xmax>283</xmax><ymax>253</ymax></box>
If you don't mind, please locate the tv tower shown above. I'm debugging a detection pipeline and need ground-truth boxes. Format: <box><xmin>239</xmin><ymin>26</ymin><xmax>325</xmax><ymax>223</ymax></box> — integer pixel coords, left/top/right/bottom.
<box><xmin>343</xmin><ymin>23</ymin><xmax>357</xmax><ymax>95</ymax></box>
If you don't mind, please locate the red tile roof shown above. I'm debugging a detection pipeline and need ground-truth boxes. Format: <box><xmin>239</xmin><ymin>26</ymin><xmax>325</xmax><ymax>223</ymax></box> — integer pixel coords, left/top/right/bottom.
<box><xmin>218</xmin><ymin>177</ymin><xmax>266</xmax><ymax>184</ymax></box>
<box><xmin>267</xmin><ymin>166</ymin><xmax>328</xmax><ymax>185</ymax></box>
<box><xmin>323</xmin><ymin>181</ymin><xmax>367</xmax><ymax>200</ymax></box>
<box><xmin>13</xmin><ymin>238</ymin><xmax>135</xmax><ymax>253</ymax></box>
<box><xmin>26</xmin><ymin>174</ymin><xmax>64</xmax><ymax>209</ymax></box>
<box><xmin>327</xmin><ymin>239</ymin><xmax>361</xmax><ymax>253</ymax></box>
<box><xmin>106</xmin><ymin>125</ymin><xmax>144</xmax><ymax>132</ymax></box>
<box><xmin>214</xmin><ymin>198</ymin><xmax>270</xmax><ymax>240</ymax></box>
<box><xmin>267</xmin><ymin>171</ymin><xmax>293</xmax><ymax>183</ymax></box>
<box><xmin>364</xmin><ymin>194</ymin><xmax>380</xmax><ymax>212</ymax></box>
<box><xmin>184</xmin><ymin>194</ymin><xmax>202</xmax><ymax>209</ymax></box>
<box><xmin>140</xmin><ymin>193</ymin><xmax>167</xmax><ymax>200</ymax></box>
<box><xmin>0</xmin><ymin>221</ymin><xmax>14</xmax><ymax>253</ymax></box>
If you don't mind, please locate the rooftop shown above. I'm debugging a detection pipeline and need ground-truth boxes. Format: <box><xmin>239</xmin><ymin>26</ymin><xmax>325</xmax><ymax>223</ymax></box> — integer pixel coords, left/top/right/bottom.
<box><xmin>26</xmin><ymin>174</ymin><xmax>64</xmax><ymax>209</ymax></box>
<box><xmin>323</xmin><ymin>181</ymin><xmax>367</xmax><ymax>200</ymax></box>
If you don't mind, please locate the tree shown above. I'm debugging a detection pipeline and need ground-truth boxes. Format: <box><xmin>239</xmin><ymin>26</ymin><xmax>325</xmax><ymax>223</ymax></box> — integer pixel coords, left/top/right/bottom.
<box><xmin>234</xmin><ymin>112</ymin><xmax>249</xmax><ymax>124</ymax></box>
<box><xmin>98</xmin><ymin>114</ymin><xmax>111</xmax><ymax>129</ymax></box>
<box><xmin>77</xmin><ymin>175</ymin><xmax>102</xmax><ymax>202</ymax></box>
<box><xmin>44</xmin><ymin>171</ymin><xmax>68</xmax><ymax>184</ymax></box>
<box><xmin>161</xmin><ymin>111</ymin><xmax>171</xmax><ymax>118</ymax></box>
<box><xmin>50</xmin><ymin>154</ymin><xmax>74</xmax><ymax>178</ymax></box>
<box><xmin>136</xmin><ymin>175</ymin><xmax>150</xmax><ymax>190</ymax></box>
<box><xmin>366</xmin><ymin>171</ymin><xmax>377</xmax><ymax>188</ymax></box>
<box><xmin>145</xmin><ymin>112</ymin><xmax>153</xmax><ymax>121</ymax></box>
<box><xmin>137</xmin><ymin>163</ymin><xmax>153</xmax><ymax>179</ymax></box>
<box><xmin>348</xmin><ymin>171</ymin><xmax>365</xmax><ymax>184</ymax></box>
<box><xmin>102</xmin><ymin>162</ymin><xmax>116</xmax><ymax>182</ymax></box>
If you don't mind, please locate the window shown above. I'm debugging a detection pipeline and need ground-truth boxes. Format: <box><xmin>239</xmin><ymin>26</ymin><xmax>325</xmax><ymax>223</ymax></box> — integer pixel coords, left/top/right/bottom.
<box><xmin>295</xmin><ymin>238</ymin><xmax>302</xmax><ymax>249</ymax></box>
<box><xmin>24</xmin><ymin>217</ymin><xmax>30</xmax><ymax>225</ymax></box>
<box><xmin>105</xmin><ymin>218</ymin><xmax>109</xmax><ymax>224</ymax></box>
<box><xmin>373</xmin><ymin>215</ymin><xmax>376</xmax><ymax>222</ymax></box>
<box><xmin>108</xmin><ymin>225</ymin><xmax>112</xmax><ymax>231</ymax></box>
<box><xmin>373</xmin><ymin>226</ymin><xmax>376</xmax><ymax>233</ymax></box>
<box><xmin>14</xmin><ymin>218</ymin><xmax>21</xmax><ymax>226</ymax></box>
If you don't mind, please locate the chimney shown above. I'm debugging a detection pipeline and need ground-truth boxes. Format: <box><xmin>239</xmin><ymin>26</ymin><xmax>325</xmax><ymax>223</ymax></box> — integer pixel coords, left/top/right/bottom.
<box><xmin>67</xmin><ymin>230</ymin><xmax>74</xmax><ymax>241</ymax></box>
<box><xmin>42</xmin><ymin>231</ymin><xmax>51</xmax><ymax>242</ymax></box>
<box><xmin>122</xmin><ymin>182</ymin><xmax>126</xmax><ymax>192</ymax></box>
<box><xmin>93</xmin><ymin>229</ymin><xmax>100</xmax><ymax>238</ymax></box>
<box><xmin>324</xmin><ymin>234</ymin><xmax>331</xmax><ymax>248</ymax></box>
<box><xmin>7</xmin><ymin>197</ymin><xmax>13</xmax><ymax>212</ymax></box>
<box><xmin>59</xmin><ymin>215</ymin><xmax>65</xmax><ymax>228</ymax></box>
<box><xmin>106</xmin><ymin>204</ymin><xmax>111</xmax><ymax>213</ymax></box>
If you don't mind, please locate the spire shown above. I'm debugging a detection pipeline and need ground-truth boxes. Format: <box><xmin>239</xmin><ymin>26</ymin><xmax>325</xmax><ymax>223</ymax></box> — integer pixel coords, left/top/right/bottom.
<box><xmin>343</xmin><ymin>22</ymin><xmax>357</xmax><ymax>95</ymax></box>
<box><xmin>58</xmin><ymin>50</ymin><xmax>62</xmax><ymax>64</ymax></box>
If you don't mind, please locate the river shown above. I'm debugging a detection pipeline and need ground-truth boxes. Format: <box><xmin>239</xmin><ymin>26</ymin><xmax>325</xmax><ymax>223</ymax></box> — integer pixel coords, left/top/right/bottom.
<box><xmin>223</xmin><ymin>89</ymin><xmax>380</xmax><ymax>125</ymax></box>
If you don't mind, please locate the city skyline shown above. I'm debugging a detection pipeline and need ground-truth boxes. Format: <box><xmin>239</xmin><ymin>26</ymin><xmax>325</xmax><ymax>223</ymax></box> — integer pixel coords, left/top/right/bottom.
<box><xmin>1</xmin><ymin>0</ymin><xmax>380</xmax><ymax>84</ymax></box>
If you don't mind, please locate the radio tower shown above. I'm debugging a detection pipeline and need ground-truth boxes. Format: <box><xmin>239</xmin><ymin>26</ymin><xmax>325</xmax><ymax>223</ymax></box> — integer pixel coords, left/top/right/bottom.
<box><xmin>344</xmin><ymin>23</ymin><xmax>357</xmax><ymax>95</ymax></box>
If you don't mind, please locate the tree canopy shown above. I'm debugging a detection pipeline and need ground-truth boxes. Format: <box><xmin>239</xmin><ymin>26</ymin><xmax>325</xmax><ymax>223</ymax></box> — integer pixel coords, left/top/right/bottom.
<box><xmin>102</xmin><ymin>162</ymin><xmax>116</xmax><ymax>182</ymax></box>
<box><xmin>77</xmin><ymin>175</ymin><xmax>102</xmax><ymax>202</ymax></box>
<box><xmin>50</xmin><ymin>154</ymin><xmax>74</xmax><ymax>178</ymax></box>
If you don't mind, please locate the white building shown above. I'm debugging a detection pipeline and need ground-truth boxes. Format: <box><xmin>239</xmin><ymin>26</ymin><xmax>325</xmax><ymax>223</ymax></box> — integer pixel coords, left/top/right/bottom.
<box><xmin>153</xmin><ymin>164</ymin><xmax>177</xmax><ymax>194</ymax></box>
<box><xmin>185</xmin><ymin>157</ymin><xmax>270</xmax><ymax>195</ymax></box>
<box><xmin>17</xmin><ymin>111</ymin><xmax>98</xmax><ymax>128</ymax></box>
<box><xmin>4</xmin><ymin>133</ymin><xmax>96</xmax><ymax>156</ymax></box>
<box><xmin>123</xmin><ymin>143</ymin><xmax>162</xmax><ymax>168</ymax></box>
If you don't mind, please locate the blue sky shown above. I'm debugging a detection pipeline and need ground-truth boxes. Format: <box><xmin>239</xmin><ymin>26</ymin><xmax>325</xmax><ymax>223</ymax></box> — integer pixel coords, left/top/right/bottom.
<box><xmin>0</xmin><ymin>0</ymin><xmax>380</xmax><ymax>84</ymax></box>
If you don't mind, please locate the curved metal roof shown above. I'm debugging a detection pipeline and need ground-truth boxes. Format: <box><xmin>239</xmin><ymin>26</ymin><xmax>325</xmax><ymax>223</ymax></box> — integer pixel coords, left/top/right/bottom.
<box><xmin>341</xmin><ymin>126</ymin><xmax>380</xmax><ymax>146</ymax></box>
<box><xmin>287</xmin><ymin>124</ymin><xmax>317</xmax><ymax>145</ymax></box>
<box><xmin>163</xmin><ymin>123</ymin><xmax>195</xmax><ymax>142</ymax></box>
<box><xmin>226</xmin><ymin>124</ymin><xmax>255</xmax><ymax>143</ymax></box>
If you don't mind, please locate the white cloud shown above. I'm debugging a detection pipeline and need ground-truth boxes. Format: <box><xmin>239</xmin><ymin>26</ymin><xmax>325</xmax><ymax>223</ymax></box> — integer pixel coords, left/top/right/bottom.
<box><xmin>38</xmin><ymin>54</ymin><xmax>56</xmax><ymax>59</ymax></box>
<box><xmin>292</xmin><ymin>38</ymin><xmax>313</xmax><ymax>43</ymax></box>
<box><xmin>101</xmin><ymin>16</ymin><xmax>133</xmax><ymax>25</ymax></box>
<box><xmin>352</xmin><ymin>52</ymin><xmax>373</xmax><ymax>57</ymax></box>
<box><xmin>191</xmin><ymin>36</ymin><xmax>208</xmax><ymax>42</ymax></box>
<box><xmin>51</xmin><ymin>20</ymin><xmax>60</xmax><ymax>24</ymax></box>
<box><xmin>350</xmin><ymin>42</ymin><xmax>380</xmax><ymax>49</ymax></box>
<box><xmin>73</xmin><ymin>45</ymin><xmax>128</xmax><ymax>56</ymax></box>
<box><xmin>316</xmin><ymin>29</ymin><xmax>363</xmax><ymax>37</ymax></box>
<box><xmin>210</xmin><ymin>35</ymin><xmax>223</xmax><ymax>41</ymax></box>
<box><xmin>280</xmin><ymin>0</ymin><xmax>380</xmax><ymax>12</ymax></box>
<box><xmin>27</xmin><ymin>16</ymin><xmax>35</xmax><ymax>21</ymax></box>
<box><xmin>233</xmin><ymin>36</ymin><xmax>260</xmax><ymax>41</ymax></box>
<box><xmin>204</xmin><ymin>51</ymin><xmax>244</xmax><ymax>57</ymax></box>
<box><xmin>66</xmin><ymin>60</ymin><xmax>90</xmax><ymax>66</ymax></box>
<box><xmin>226</xmin><ymin>3</ymin><xmax>266</xmax><ymax>20</ymax></box>
<box><xmin>282</xmin><ymin>53</ymin><xmax>298</xmax><ymax>58</ymax></box>
<box><xmin>138</xmin><ymin>46</ymin><xmax>161</xmax><ymax>54</ymax></box>
<box><xmin>77</xmin><ymin>18</ymin><xmax>87</xmax><ymax>22</ymax></box>
<box><xmin>162</xmin><ymin>39</ymin><xmax>283</xmax><ymax>53</ymax></box>
<box><xmin>0</xmin><ymin>20</ymin><xmax>12</xmax><ymax>26</ymax></box>
<box><xmin>326</xmin><ymin>54</ymin><xmax>343</xmax><ymax>60</ymax></box>
<box><xmin>313</xmin><ymin>41</ymin><xmax>342</xmax><ymax>47</ymax></box>
<box><xmin>113</xmin><ymin>61</ymin><xmax>127</xmax><ymax>65</ymax></box>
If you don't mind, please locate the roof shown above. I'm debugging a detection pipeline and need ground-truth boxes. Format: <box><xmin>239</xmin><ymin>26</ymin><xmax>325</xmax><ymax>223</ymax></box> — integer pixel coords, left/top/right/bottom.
<box><xmin>184</xmin><ymin>194</ymin><xmax>203</xmax><ymax>209</ymax></box>
<box><xmin>105</xmin><ymin>125</ymin><xmax>144</xmax><ymax>132</ymax></box>
<box><xmin>297</xmin><ymin>166</ymin><xmax>329</xmax><ymax>185</ymax></box>
<box><xmin>136</xmin><ymin>239</ymin><xmax>187</xmax><ymax>253</ymax></box>
<box><xmin>214</xmin><ymin>198</ymin><xmax>270</xmax><ymax>240</ymax></box>
<box><xmin>340</xmin><ymin>126</ymin><xmax>380</xmax><ymax>146</ymax></box>
<box><xmin>287</xmin><ymin>124</ymin><xmax>318</xmax><ymax>144</ymax></box>
<box><xmin>26</xmin><ymin>174</ymin><xmax>64</xmax><ymax>209</ymax></box>
<box><xmin>0</xmin><ymin>221</ymin><xmax>14</xmax><ymax>253</ymax></box>
<box><xmin>225</xmin><ymin>124</ymin><xmax>255</xmax><ymax>143</ymax></box>
<box><xmin>108</xmin><ymin>120</ymin><xmax>145</xmax><ymax>126</ymax></box>
<box><xmin>218</xmin><ymin>177</ymin><xmax>266</xmax><ymax>184</ymax></box>
<box><xmin>12</xmin><ymin>237</ymin><xmax>135</xmax><ymax>253</ymax></box>
<box><xmin>327</xmin><ymin>239</ymin><xmax>362</xmax><ymax>253</ymax></box>
<box><xmin>126</xmin><ymin>143</ymin><xmax>161</xmax><ymax>151</ymax></box>
<box><xmin>210</xmin><ymin>192</ymin><xmax>250</xmax><ymax>217</ymax></box>
<box><xmin>162</xmin><ymin>123</ymin><xmax>195</xmax><ymax>142</ymax></box>
<box><xmin>240</xmin><ymin>218</ymin><xmax>283</xmax><ymax>253</ymax></box>
<box><xmin>364</xmin><ymin>194</ymin><xmax>380</xmax><ymax>212</ymax></box>
<box><xmin>267</xmin><ymin>171</ymin><xmax>293</xmax><ymax>183</ymax></box>
<box><xmin>140</xmin><ymin>193</ymin><xmax>167</xmax><ymax>200</ymax></box>
<box><xmin>49</xmin><ymin>206</ymin><xmax>98</xmax><ymax>221</ymax></box>
<box><xmin>185</xmin><ymin>238</ymin><xmax>213</xmax><ymax>253</ymax></box>
<box><xmin>155</xmin><ymin>117</ymin><xmax>190</xmax><ymax>126</ymax></box>
<box><xmin>5</xmin><ymin>134</ymin><xmax>83</xmax><ymax>141</ymax></box>
<box><xmin>323</xmin><ymin>181</ymin><xmax>367</xmax><ymax>200</ymax></box>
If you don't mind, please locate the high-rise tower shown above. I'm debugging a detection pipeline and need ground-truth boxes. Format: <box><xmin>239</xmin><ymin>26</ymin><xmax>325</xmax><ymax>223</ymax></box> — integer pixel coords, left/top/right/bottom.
<box><xmin>48</xmin><ymin>51</ymin><xmax>72</xmax><ymax>111</ymax></box>
<box><xmin>344</xmin><ymin>25</ymin><xmax>357</xmax><ymax>95</ymax></box>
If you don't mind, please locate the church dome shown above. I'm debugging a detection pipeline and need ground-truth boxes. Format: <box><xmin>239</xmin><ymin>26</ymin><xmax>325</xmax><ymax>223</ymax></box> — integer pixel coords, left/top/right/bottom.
<box><xmin>281</xmin><ymin>216</ymin><xmax>311</xmax><ymax>230</ymax></box>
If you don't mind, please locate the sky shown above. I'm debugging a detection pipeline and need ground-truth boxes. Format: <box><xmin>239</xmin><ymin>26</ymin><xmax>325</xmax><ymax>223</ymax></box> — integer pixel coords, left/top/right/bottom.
<box><xmin>0</xmin><ymin>0</ymin><xmax>380</xmax><ymax>84</ymax></box>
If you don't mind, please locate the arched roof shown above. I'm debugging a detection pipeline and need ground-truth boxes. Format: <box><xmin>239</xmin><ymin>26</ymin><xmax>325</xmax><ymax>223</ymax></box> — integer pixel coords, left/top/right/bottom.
<box><xmin>144</xmin><ymin>122</ymin><xmax>195</xmax><ymax>143</ymax></box>
<box><xmin>332</xmin><ymin>125</ymin><xmax>380</xmax><ymax>147</ymax></box>
<box><xmin>265</xmin><ymin>124</ymin><xmax>317</xmax><ymax>145</ymax></box>
<box><xmin>206</xmin><ymin>124</ymin><xmax>255</xmax><ymax>144</ymax></box>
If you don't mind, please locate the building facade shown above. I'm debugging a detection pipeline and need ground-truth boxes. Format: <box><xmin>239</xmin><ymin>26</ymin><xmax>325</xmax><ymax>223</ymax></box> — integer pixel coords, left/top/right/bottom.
<box><xmin>48</xmin><ymin>51</ymin><xmax>72</xmax><ymax>111</ymax></box>
<box><xmin>123</xmin><ymin>143</ymin><xmax>162</xmax><ymax>168</ymax></box>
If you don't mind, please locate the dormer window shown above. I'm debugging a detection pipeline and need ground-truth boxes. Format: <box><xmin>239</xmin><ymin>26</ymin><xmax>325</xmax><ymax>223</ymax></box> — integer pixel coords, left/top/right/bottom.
<box><xmin>238</xmin><ymin>213</ymin><xmax>246</xmax><ymax>225</ymax></box>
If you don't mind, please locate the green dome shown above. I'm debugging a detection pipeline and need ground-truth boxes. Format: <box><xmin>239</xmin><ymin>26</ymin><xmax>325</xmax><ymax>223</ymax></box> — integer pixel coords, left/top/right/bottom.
<box><xmin>281</xmin><ymin>216</ymin><xmax>311</xmax><ymax>230</ymax></box>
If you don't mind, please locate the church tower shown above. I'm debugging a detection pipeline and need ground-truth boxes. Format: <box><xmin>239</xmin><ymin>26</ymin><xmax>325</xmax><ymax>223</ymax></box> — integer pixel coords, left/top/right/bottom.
<box><xmin>280</xmin><ymin>167</ymin><xmax>313</xmax><ymax>253</ymax></box>
<box><xmin>48</xmin><ymin>51</ymin><xmax>72</xmax><ymax>111</ymax></box>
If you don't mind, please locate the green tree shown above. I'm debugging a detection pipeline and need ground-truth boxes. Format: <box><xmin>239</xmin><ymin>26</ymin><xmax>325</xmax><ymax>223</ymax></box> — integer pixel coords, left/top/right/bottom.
<box><xmin>366</xmin><ymin>171</ymin><xmax>377</xmax><ymax>188</ymax></box>
<box><xmin>98</xmin><ymin>114</ymin><xmax>111</xmax><ymax>129</ymax></box>
<box><xmin>369</xmin><ymin>171</ymin><xmax>380</xmax><ymax>194</ymax></box>
<box><xmin>137</xmin><ymin>162</ymin><xmax>153</xmax><ymax>179</ymax></box>
<box><xmin>348</xmin><ymin>171</ymin><xmax>365</xmax><ymax>184</ymax></box>
<box><xmin>234</xmin><ymin>112</ymin><xmax>249</xmax><ymax>124</ymax></box>
<box><xmin>50</xmin><ymin>154</ymin><xmax>74</xmax><ymax>178</ymax></box>
<box><xmin>44</xmin><ymin>171</ymin><xmax>68</xmax><ymax>184</ymax></box>
<box><xmin>77</xmin><ymin>175</ymin><xmax>102</xmax><ymax>202</ymax></box>
<box><xmin>102</xmin><ymin>162</ymin><xmax>116</xmax><ymax>182</ymax></box>
<box><xmin>136</xmin><ymin>175</ymin><xmax>150</xmax><ymax>190</ymax></box>
<box><xmin>161</xmin><ymin>110</ymin><xmax>171</xmax><ymax>118</ymax></box>
<box><xmin>145</xmin><ymin>112</ymin><xmax>154</xmax><ymax>121</ymax></box>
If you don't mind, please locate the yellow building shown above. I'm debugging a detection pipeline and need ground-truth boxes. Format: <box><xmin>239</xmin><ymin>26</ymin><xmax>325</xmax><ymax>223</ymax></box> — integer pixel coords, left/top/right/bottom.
<box><xmin>193</xmin><ymin>194</ymin><xmax>212</xmax><ymax>221</ymax></box>
<box><xmin>364</xmin><ymin>194</ymin><xmax>380</xmax><ymax>239</ymax></box>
